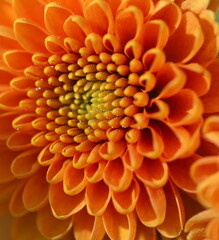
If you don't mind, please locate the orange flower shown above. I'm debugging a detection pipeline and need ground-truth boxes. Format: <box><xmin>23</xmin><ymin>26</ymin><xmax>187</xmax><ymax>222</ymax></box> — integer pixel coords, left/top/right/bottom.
<box><xmin>186</xmin><ymin>115</ymin><xmax>219</xmax><ymax>240</ymax></box>
<box><xmin>0</xmin><ymin>0</ymin><xmax>218</xmax><ymax>239</ymax></box>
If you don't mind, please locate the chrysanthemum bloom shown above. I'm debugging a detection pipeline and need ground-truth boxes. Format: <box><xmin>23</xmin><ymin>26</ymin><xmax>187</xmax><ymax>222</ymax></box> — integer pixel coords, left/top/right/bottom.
<box><xmin>185</xmin><ymin>114</ymin><xmax>219</xmax><ymax>240</ymax></box>
<box><xmin>0</xmin><ymin>0</ymin><xmax>219</xmax><ymax>239</ymax></box>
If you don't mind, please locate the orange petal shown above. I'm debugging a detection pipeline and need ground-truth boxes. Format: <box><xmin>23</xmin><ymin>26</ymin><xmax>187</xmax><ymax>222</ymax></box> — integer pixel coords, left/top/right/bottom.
<box><xmin>180</xmin><ymin>63</ymin><xmax>211</xmax><ymax>96</ymax></box>
<box><xmin>85</xmin><ymin>33</ymin><xmax>105</xmax><ymax>54</ymax></box>
<box><xmin>135</xmin><ymin>220</ymin><xmax>157</xmax><ymax>240</ymax></box>
<box><xmin>137</xmin><ymin>126</ymin><xmax>164</xmax><ymax>159</ymax></box>
<box><xmin>0</xmin><ymin>111</ymin><xmax>18</xmax><ymax>140</ymax></box>
<box><xmin>7</xmin><ymin>131</ymin><xmax>34</xmax><ymax>151</ymax></box>
<box><xmin>103</xmin><ymin>158</ymin><xmax>133</xmax><ymax>192</ymax></box>
<box><xmin>44</xmin><ymin>2</ymin><xmax>72</xmax><ymax>37</ymax></box>
<box><xmin>192</xmin><ymin>10</ymin><xmax>219</xmax><ymax>63</ymax></box>
<box><xmin>14</xmin><ymin>19</ymin><xmax>48</xmax><ymax>53</ymax></box>
<box><xmin>73</xmin><ymin>152</ymin><xmax>89</xmax><ymax>169</ymax></box>
<box><xmin>112</xmin><ymin>179</ymin><xmax>140</xmax><ymax>214</ymax></box>
<box><xmin>22</xmin><ymin>170</ymin><xmax>48</xmax><ymax>211</ymax></box>
<box><xmin>0</xmin><ymin>0</ymin><xmax>16</xmax><ymax>27</ymax></box>
<box><xmin>135</xmin><ymin>158</ymin><xmax>168</xmax><ymax>188</ymax></box>
<box><xmin>169</xmin><ymin>154</ymin><xmax>198</xmax><ymax>193</ymax></box>
<box><xmin>157</xmin><ymin>181</ymin><xmax>185</xmax><ymax>238</ymax></box>
<box><xmin>136</xmin><ymin>183</ymin><xmax>166</xmax><ymax>227</ymax></box>
<box><xmin>191</xmin><ymin>156</ymin><xmax>219</xmax><ymax>183</ymax></box>
<box><xmin>99</xmin><ymin>140</ymin><xmax>126</xmax><ymax>161</ymax></box>
<box><xmin>0</xmin><ymin>144</ymin><xmax>17</xmax><ymax>183</ymax></box>
<box><xmin>12</xmin><ymin>113</ymin><xmax>36</xmax><ymax>132</ymax></box>
<box><xmin>118</xmin><ymin>0</ymin><xmax>154</xmax><ymax>18</ymax></box>
<box><xmin>158</xmin><ymin>122</ymin><xmax>191</xmax><ymax>161</ymax></box>
<box><xmin>0</xmin><ymin>89</ymin><xmax>26</xmax><ymax>111</ymax></box>
<box><xmin>203</xmin><ymin>116</ymin><xmax>219</xmax><ymax>148</ymax></box>
<box><xmin>185</xmin><ymin>209</ymin><xmax>217</xmax><ymax>233</ymax></box>
<box><xmin>37</xmin><ymin>206</ymin><xmax>72</xmax><ymax>239</ymax></box>
<box><xmin>202</xmin><ymin>60</ymin><xmax>219</xmax><ymax>113</ymax></box>
<box><xmin>0</xmin><ymin>26</ymin><xmax>21</xmax><ymax>54</ymax></box>
<box><xmin>197</xmin><ymin>172</ymin><xmax>219</xmax><ymax>210</ymax></box>
<box><xmin>115</xmin><ymin>6</ymin><xmax>144</xmax><ymax>47</ymax></box>
<box><xmin>103</xmin><ymin>202</ymin><xmax>137</xmax><ymax>240</ymax></box>
<box><xmin>64</xmin><ymin>15</ymin><xmax>91</xmax><ymax>42</ymax></box>
<box><xmin>9</xmin><ymin>183</ymin><xmax>28</xmax><ymax>217</ymax></box>
<box><xmin>164</xmin><ymin>12</ymin><xmax>204</xmax><ymax>63</ymax></box>
<box><xmin>63</xmin><ymin>162</ymin><xmax>87</xmax><ymax>195</ymax></box>
<box><xmin>141</xmin><ymin>20</ymin><xmax>169</xmax><ymax>52</ymax></box>
<box><xmin>142</xmin><ymin>48</ymin><xmax>166</xmax><ymax>73</ymax></box>
<box><xmin>166</xmin><ymin>89</ymin><xmax>203</xmax><ymax>126</ymax></box>
<box><xmin>49</xmin><ymin>182</ymin><xmax>85</xmax><ymax>219</ymax></box>
<box><xmin>86</xmin><ymin>180</ymin><xmax>111</xmax><ymax>216</ymax></box>
<box><xmin>46</xmin><ymin>35</ymin><xmax>66</xmax><ymax>54</ymax></box>
<box><xmin>85</xmin><ymin>161</ymin><xmax>106</xmax><ymax>183</ymax></box>
<box><xmin>151</xmin><ymin>1</ymin><xmax>182</xmax><ymax>35</ymax></box>
<box><xmin>10</xmin><ymin>76</ymin><xmax>36</xmax><ymax>92</ymax></box>
<box><xmin>31</xmin><ymin>131</ymin><xmax>50</xmax><ymax>147</ymax></box>
<box><xmin>11</xmin><ymin>213</ymin><xmax>47</xmax><ymax>240</ymax></box>
<box><xmin>0</xmin><ymin>67</ymin><xmax>15</xmax><ymax>93</ymax></box>
<box><xmin>156</xmin><ymin>62</ymin><xmax>186</xmax><ymax>99</ymax></box>
<box><xmin>123</xmin><ymin>143</ymin><xmax>144</xmax><ymax>170</ymax></box>
<box><xmin>84</xmin><ymin>0</ymin><xmax>114</xmax><ymax>36</ymax></box>
<box><xmin>181</xmin><ymin>0</ymin><xmax>209</xmax><ymax>14</ymax></box>
<box><xmin>73</xmin><ymin>208</ymin><xmax>105</xmax><ymax>240</ymax></box>
<box><xmin>11</xmin><ymin>148</ymin><xmax>41</xmax><ymax>178</ymax></box>
<box><xmin>207</xmin><ymin>216</ymin><xmax>219</xmax><ymax>240</ymax></box>
<box><xmin>13</xmin><ymin>0</ymin><xmax>46</xmax><ymax>28</ymax></box>
<box><xmin>47</xmin><ymin>158</ymin><xmax>70</xmax><ymax>184</ymax></box>
<box><xmin>46</xmin><ymin>0</ymin><xmax>83</xmax><ymax>15</ymax></box>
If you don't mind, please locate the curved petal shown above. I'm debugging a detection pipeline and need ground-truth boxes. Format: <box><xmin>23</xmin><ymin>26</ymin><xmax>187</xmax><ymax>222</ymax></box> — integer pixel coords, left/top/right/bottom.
<box><xmin>181</xmin><ymin>0</ymin><xmax>210</xmax><ymax>14</ymax></box>
<box><xmin>11</xmin><ymin>213</ymin><xmax>47</xmax><ymax>240</ymax></box>
<box><xmin>0</xmin><ymin>111</ymin><xmax>18</xmax><ymax>140</ymax></box>
<box><xmin>85</xmin><ymin>161</ymin><xmax>106</xmax><ymax>183</ymax></box>
<box><xmin>0</xmin><ymin>0</ymin><xmax>16</xmax><ymax>27</ymax></box>
<box><xmin>0</xmin><ymin>89</ymin><xmax>26</xmax><ymax>111</ymax></box>
<box><xmin>112</xmin><ymin>179</ymin><xmax>140</xmax><ymax>214</ymax></box>
<box><xmin>37</xmin><ymin>206</ymin><xmax>72</xmax><ymax>240</ymax></box>
<box><xmin>63</xmin><ymin>162</ymin><xmax>87</xmax><ymax>195</ymax></box>
<box><xmin>7</xmin><ymin>131</ymin><xmax>33</xmax><ymax>151</ymax></box>
<box><xmin>136</xmin><ymin>183</ymin><xmax>166</xmax><ymax>227</ymax></box>
<box><xmin>169</xmin><ymin>154</ymin><xmax>198</xmax><ymax>193</ymax></box>
<box><xmin>0</xmin><ymin>26</ymin><xmax>21</xmax><ymax>54</ymax></box>
<box><xmin>73</xmin><ymin>208</ymin><xmax>105</xmax><ymax>240</ymax></box>
<box><xmin>166</xmin><ymin>89</ymin><xmax>203</xmax><ymax>126</ymax></box>
<box><xmin>13</xmin><ymin>0</ymin><xmax>46</xmax><ymax>28</ymax></box>
<box><xmin>180</xmin><ymin>63</ymin><xmax>211</xmax><ymax>96</ymax></box>
<box><xmin>202</xmin><ymin>60</ymin><xmax>219</xmax><ymax>113</ymax></box>
<box><xmin>9</xmin><ymin>183</ymin><xmax>28</xmax><ymax>217</ymax></box>
<box><xmin>191</xmin><ymin>10</ymin><xmax>219</xmax><ymax>63</ymax></box>
<box><xmin>207</xmin><ymin>216</ymin><xmax>219</xmax><ymax>240</ymax></box>
<box><xmin>115</xmin><ymin>6</ymin><xmax>144</xmax><ymax>47</ymax></box>
<box><xmin>103</xmin><ymin>202</ymin><xmax>137</xmax><ymax>240</ymax></box>
<box><xmin>64</xmin><ymin>15</ymin><xmax>91</xmax><ymax>42</ymax></box>
<box><xmin>47</xmin><ymin>158</ymin><xmax>70</xmax><ymax>184</ymax></box>
<box><xmin>11</xmin><ymin>148</ymin><xmax>41</xmax><ymax>178</ymax></box>
<box><xmin>151</xmin><ymin>1</ymin><xmax>182</xmax><ymax>35</ymax></box>
<box><xmin>22</xmin><ymin>170</ymin><xmax>48</xmax><ymax>211</ymax></box>
<box><xmin>135</xmin><ymin>221</ymin><xmax>157</xmax><ymax>240</ymax></box>
<box><xmin>137</xmin><ymin>126</ymin><xmax>164</xmax><ymax>159</ymax></box>
<box><xmin>46</xmin><ymin>0</ymin><xmax>83</xmax><ymax>15</ymax></box>
<box><xmin>99</xmin><ymin>140</ymin><xmax>126</xmax><ymax>161</ymax></box>
<box><xmin>12</xmin><ymin>113</ymin><xmax>36</xmax><ymax>131</ymax></box>
<box><xmin>10</xmin><ymin>77</ymin><xmax>36</xmax><ymax>92</ymax></box>
<box><xmin>14</xmin><ymin>18</ymin><xmax>48</xmax><ymax>53</ymax></box>
<box><xmin>86</xmin><ymin>180</ymin><xmax>111</xmax><ymax>216</ymax></box>
<box><xmin>141</xmin><ymin>20</ymin><xmax>169</xmax><ymax>51</ymax></box>
<box><xmin>103</xmin><ymin>158</ymin><xmax>133</xmax><ymax>192</ymax></box>
<box><xmin>164</xmin><ymin>12</ymin><xmax>204</xmax><ymax>63</ymax></box>
<box><xmin>157</xmin><ymin>181</ymin><xmax>185</xmax><ymax>238</ymax></box>
<box><xmin>191</xmin><ymin>155</ymin><xmax>219</xmax><ymax>183</ymax></box>
<box><xmin>44</xmin><ymin>2</ymin><xmax>72</xmax><ymax>37</ymax></box>
<box><xmin>156</xmin><ymin>62</ymin><xmax>186</xmax><ymax>99</ymax></box>
<box><xmin>135</xmin><ymin>158</ymin><xmax>168</xmax><ymax>188</ymax></box>
<box><xmin>84</xmin><ymin>0</ymin><xmax>114</xmax><ymax>36</ymax></box>
<box><xmin>49</xmin><ymin>182</ymin><xmax>85</xmax><ymax>219</ymax></box>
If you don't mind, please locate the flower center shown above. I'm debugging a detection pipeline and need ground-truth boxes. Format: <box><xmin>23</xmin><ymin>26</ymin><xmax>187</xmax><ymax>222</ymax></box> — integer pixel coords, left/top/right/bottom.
<box><xmin>30</xmin><ymin>47</ymin><xmax>149</xmax><ymax>143</ymax></box>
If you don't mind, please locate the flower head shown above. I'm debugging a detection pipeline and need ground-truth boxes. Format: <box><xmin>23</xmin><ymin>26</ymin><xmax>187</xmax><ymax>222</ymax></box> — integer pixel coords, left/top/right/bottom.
<box><xmin>0</xmin><ymin>0</ymin><xmax>219</xmax><ymax>239</ymax></box>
